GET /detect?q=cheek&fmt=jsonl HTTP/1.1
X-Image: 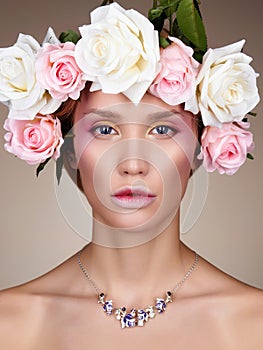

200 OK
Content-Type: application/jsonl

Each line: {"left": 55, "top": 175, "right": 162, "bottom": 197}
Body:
{"left": 73, "top": 122, "right": 104, "bottom": 205}
{"left": 77, "top": 143, "right": 107, "bottom": 204}
{"left": 157, "top": 134, "right": 197, "bottom": 206}
{"left": 74, "top": 129, "right": 195, "bottom": 219}
{"left": 76, "top": 140, "right": 123, "bottom": 211}
{"left": 171, "top": 147, "right": 192, "bottom": 194}
{"left": 162, "top": 146, "right": 191, "bottom": 202}
{"left": 176, "top": 127, "right": 198, "bottom": 171}
{"left": 162, "top": 132, "right": 196, "bottom": 177}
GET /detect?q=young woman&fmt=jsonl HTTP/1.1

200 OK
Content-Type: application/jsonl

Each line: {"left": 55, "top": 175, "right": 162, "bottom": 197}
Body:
{"left": 0, "top": 1, "right": 262, "bottom": 349}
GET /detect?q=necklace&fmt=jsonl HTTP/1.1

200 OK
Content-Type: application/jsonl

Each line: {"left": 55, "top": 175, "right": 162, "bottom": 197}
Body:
{"left": 77, "top": 247, "right": 199, "bottom": 329}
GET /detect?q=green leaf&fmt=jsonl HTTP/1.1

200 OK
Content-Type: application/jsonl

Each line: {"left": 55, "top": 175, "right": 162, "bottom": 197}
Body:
{"left": 56, "top": 153, "right": 64, "bottom": 186}
{"left": 148, "top": 8, "right": 164, "bottom": 21}
{"left": 247, "top": 153, "right": 254, "bottom": 160}
{"left": 172, "top": 18, "right": 191, "bottom": 45}
{"left": 247, "top": 111, "right": 257, "bottom": 117}
{"left": 148, "top": 8, "right": 166, "bottom": 32}
{"left": 159, "top": 0, "right": 180, "bottom": 8}
{"left": 159, "top": 0, "right": 169, "bottom": 5}
{"left": 177, "top": 0, "right": 207, "bottom": 52}
{"left": 164, "top": 0, "right": 181, "bottom": 17}
{"left": 59, "top": 30, "right": 80, "bottom": 44}
{"left": 193, "top": 50, "right": 204, "bottom": 63}
{"left": 193, "top": 0, "right": 203, "bottom": 19}
{"left": 36, "top": 157, "right": 51, "bottom": 178}
{"left": 156, "top": 0, "right": 181, "bottom": 13}
{"left": 159, "top": 36, "right": 170, "bottom": 48}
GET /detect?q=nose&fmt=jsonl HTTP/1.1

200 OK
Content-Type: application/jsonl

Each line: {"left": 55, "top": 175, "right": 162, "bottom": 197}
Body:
{"left": 118, "top": 158, "right": 149, "bottom": 176}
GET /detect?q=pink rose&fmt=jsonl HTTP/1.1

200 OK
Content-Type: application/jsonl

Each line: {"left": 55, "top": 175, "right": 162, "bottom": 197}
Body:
{"left": 149, "top": 37, "right": 200, "bottom": 105}
{"left": 4, "top": 114, "right": 64, "bottom": 165}
{"left": 35, "top": 42, "right": 86, "bottom": 101}
{"left": 198, "top": 122, "right": 254, "bottom": 175}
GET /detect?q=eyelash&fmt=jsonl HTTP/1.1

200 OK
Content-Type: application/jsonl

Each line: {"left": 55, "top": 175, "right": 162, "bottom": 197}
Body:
{"left": 91, "top": 124, "right": 177, "bottom": 137}
{"left": 92, "top": 125, "right": 117, "bottom": 136}
{"left": 150, "top": 125, "right": 177, "bottom": 137}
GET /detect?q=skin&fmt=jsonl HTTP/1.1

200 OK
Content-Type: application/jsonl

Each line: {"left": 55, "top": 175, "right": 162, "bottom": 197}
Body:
{"left": 0, "top": 91, "right": 263, "bottom": 350}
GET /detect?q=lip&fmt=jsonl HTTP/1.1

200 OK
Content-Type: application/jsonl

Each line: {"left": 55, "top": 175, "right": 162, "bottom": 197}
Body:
{"left": 111, "top": 186, "right": 156, "bottom": 209}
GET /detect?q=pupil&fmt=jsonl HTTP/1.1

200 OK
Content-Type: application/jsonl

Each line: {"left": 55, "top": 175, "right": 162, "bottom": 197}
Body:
{"left": 100, "top": 126, "right": 112, "bottom": 134}
{"left": 157, "top": 126, "right": 168, "bottom": 134}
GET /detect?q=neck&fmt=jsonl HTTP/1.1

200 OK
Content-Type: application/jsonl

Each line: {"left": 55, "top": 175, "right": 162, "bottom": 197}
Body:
{"left": 80, "top": 210, "right": 196, "bottom": 308}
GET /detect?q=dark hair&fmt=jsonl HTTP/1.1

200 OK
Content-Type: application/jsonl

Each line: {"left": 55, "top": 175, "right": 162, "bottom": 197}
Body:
{"left": 53, "top": 96, "right": 79, "bottom": 137}
{"left": 52, "top": 93, "right": 83, "bottom": 191}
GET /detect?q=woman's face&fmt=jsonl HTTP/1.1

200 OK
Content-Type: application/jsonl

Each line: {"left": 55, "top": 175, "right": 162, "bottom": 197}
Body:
{"left": 72, "top": 90, "right": 198, "bottom": 232}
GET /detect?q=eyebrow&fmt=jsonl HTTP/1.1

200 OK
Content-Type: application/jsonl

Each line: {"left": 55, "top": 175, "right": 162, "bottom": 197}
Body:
{"left": 84, "top": 108, "right": 182, "bottom": 124}
{"left": 84, "top": 109, "right": 122, "bottom": 122}
{"left": 147, "top": 109, "right": 182, "bottom": 123}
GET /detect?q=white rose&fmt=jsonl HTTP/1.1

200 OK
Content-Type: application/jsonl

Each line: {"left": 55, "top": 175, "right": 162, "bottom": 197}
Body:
{"left": 0, "top": 32, "right": 61, "bottom": 120}
{"left": 41, "top": 27, "right": 61, "bottom": 45}
{"left": 75, "top": 2, "right": 160, "bottom": 103}
{"left": 185, "top": 40, "right": 260, "bottom": 127}
{"left": 7, "top": 91, "right": 62, "bottom": 120}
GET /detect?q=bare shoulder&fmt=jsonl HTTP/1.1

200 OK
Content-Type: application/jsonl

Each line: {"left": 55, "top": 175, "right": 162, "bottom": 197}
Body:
{"left": 225, "top": 285, "right": 263, "bottom": 348}
{"left": 198, "top": 254, "right": 263, "bottom": 313}
{"left": 196, "top": 255, "right": 263, "bottom": 347}
{"left": 0, "top": 252, "right": 80, "bottom": 350}
{"left": 0, "top": 287, "right": 51, "bottom": 350}
{"left": 0, "top": 249, "right": 81, "bottom": 295}
{"left": 231, "top": 284, "right": 263, "bottom": 334}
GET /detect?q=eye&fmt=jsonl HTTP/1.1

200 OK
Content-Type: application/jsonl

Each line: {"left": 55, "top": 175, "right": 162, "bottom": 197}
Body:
{"left": 92, "top": 125, "right": 118, "bottom": 136}
{"left": 150, "top": 125, "right": 177, "bottom": 137}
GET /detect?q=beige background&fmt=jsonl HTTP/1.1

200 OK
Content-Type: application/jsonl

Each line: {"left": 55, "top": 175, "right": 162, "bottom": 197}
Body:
{"left": 0, "top": 0, "right": 262, "bottom": 290}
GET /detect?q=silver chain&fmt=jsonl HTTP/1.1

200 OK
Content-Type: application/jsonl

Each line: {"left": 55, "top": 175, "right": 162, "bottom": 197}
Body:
{"left": 77, "top": 246, "right": 199, "bottom": 297}
{"left": 77, "top": 247, "right": 101, "bottom": 295}
{"left": 171, "top": 252, "right": 199, "bottom": 293}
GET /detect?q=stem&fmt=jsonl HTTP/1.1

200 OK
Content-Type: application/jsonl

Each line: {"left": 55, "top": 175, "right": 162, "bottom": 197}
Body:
{"left": 153, "top": 0, "right": 157, "bottom": 8}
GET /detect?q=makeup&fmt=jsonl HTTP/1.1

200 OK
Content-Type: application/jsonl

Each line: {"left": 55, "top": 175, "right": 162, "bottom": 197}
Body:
{"left": 111, "top": 186, "right": 156, "bottom": 209}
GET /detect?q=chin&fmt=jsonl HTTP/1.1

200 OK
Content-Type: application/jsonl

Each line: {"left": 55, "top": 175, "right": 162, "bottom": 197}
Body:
{"left": 93, "top": 206, "right": 158, "bottom": 230}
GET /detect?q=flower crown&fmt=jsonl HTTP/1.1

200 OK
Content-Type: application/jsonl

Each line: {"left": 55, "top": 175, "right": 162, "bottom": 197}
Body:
{"left": 1, "top": 1, "right": 260, "bottom": 183}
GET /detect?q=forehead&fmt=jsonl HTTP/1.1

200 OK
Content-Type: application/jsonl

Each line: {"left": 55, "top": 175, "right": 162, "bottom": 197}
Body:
{"left": 74, "top": 90, "right": 196, "bottom": 128}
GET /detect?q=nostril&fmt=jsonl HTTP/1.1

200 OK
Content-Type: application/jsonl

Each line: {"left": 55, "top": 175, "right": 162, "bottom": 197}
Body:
{"left": 123, "top": 170, "right": 143, "bottom": 175}
{"left": 118, "top": 158, "right": 149, "bottom": 176}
